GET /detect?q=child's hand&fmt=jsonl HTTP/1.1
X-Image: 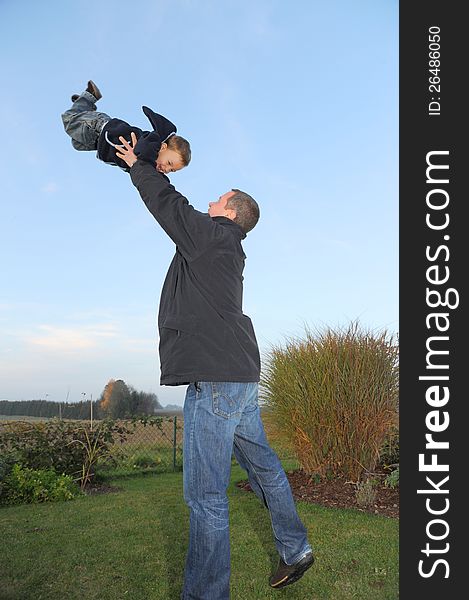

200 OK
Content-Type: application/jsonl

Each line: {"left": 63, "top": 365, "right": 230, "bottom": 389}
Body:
{"left": 115, "top": 132, "right": 138, "bottom": 168}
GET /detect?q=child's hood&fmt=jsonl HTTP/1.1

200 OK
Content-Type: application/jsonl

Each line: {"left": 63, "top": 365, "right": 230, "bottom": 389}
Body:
{"left": 142, "top": 106, "right": 177, "bottom": 142}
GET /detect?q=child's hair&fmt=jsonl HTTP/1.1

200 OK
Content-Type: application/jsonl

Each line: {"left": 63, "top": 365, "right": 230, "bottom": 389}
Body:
{"left": 166, "top": 134, "right": 191, "bottom": 166}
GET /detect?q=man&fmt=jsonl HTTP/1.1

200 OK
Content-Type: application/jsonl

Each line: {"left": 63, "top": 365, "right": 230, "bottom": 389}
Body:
{"left": 117, "top": 133, "right": 314, "bottom": 599}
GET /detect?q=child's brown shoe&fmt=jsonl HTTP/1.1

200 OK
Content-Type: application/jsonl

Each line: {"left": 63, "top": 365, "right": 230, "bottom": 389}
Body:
{"left": 86, "top": 80, "right": 102, "bottom": 101}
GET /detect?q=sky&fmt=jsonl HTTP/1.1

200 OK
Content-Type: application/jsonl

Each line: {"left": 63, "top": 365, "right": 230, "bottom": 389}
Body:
{"left": 0, "top": 0, "right": 398, "bottom": 408}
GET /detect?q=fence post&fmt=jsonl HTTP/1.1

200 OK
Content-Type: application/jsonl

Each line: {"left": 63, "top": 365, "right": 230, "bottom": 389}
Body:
{"left": 173, "top": 415, "right": 177, "bottom": 471}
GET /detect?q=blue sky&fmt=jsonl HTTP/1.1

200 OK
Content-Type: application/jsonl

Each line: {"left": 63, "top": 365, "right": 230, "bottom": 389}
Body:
{"left": 0, "top": 0, "right": 398, "bottom": 408}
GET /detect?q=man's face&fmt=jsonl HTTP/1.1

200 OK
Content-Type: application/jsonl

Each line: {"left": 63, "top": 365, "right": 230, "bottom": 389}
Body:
{"left": 208, "top": 191, "right": 236, "bottom": 218}
{"left": 156, "top": 144, "right": 184, "bottom": 174}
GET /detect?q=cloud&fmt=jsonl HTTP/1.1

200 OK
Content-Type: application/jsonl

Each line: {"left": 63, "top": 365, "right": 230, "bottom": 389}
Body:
{"left": 245, "top": 3, "right": 276, "bottom": 40}
{"left": 27, "top": 323, "right": 118, "bottom": 351}
{"left": 124, "top": 337, "right": 156, "bottom": 354}
{"left": 0, "top": 303, "right": 14, "bottom": 311}
{"left": 41, "top": 182, "right": 59, "bottom": 193}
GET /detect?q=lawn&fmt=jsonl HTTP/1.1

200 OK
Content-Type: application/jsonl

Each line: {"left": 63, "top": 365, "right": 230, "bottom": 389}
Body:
{"left": 0, "top": 463, "right": 398, "bottom": 600}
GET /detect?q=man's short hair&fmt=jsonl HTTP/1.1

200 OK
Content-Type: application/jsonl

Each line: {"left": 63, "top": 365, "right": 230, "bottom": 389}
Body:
{"left": 226, "top": 189, "right": 260, "bottom": 233}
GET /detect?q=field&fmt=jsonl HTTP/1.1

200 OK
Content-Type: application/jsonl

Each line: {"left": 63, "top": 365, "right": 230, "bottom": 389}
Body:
{"left": 0, "top": 414, "right": 61, "bottom": 422}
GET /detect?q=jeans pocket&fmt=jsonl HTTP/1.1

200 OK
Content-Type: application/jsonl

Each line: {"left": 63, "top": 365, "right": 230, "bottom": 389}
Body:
{"left": 211, "top": 382, "right": 244, "bottom": 419}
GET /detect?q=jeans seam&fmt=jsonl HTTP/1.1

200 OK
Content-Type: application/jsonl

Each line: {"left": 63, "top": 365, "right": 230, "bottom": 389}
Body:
{"left": 233, "top": 432, "right": 289, "bottom": 561}
{"left": 183, "top": 382, "right": 233, "bottom": 598}
{"left": 187, "top": 384, "right": 201, "bottom": 574}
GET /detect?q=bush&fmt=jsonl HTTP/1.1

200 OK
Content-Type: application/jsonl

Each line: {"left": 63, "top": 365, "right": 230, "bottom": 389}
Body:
{"left": 379, "top": 426, "right": 399, "bottom": 467}
{"left": 261, "top": 322, "right": 399, "bottom": 480}
{"left": 0, "top": 449, "right": 21, "bottom": 498}
{"left": 384, "top": 466, "right": 399, "bottom": 489}
{"left": 355, "top": 478, "right": 379, "bottom": 508}
{"left": 1, "top": 464, "right": 83, "bottom": 505}
{"left": 0, "top": 419, "right": 130, "bottom": 489}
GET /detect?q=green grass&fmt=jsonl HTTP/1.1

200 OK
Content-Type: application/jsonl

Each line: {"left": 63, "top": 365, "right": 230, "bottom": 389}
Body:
{"left": 0, "top": 463, "right": 398, "bottom": 600}
{"left": 99, "top": 444, "right": 183, "bottom": 477}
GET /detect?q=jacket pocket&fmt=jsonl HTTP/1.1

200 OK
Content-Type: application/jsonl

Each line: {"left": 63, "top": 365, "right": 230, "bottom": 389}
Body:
{"left": 160, "top": 314, "right": 199, "bottom": 335}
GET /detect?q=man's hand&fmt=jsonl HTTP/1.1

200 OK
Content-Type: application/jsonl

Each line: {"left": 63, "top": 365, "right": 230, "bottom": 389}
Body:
{"left": 115, "top": 132, "right": 138, "bottom": 168}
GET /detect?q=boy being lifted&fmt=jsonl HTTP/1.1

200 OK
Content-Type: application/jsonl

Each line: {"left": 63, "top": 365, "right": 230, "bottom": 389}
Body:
{"left": 61, "top": 80, "right": 191, "bottom": 174}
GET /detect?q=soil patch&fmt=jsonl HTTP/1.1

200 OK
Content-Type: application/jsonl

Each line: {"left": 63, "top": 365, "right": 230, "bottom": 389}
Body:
{"left": 83, "top": 483, "right": 122, "bottom": 495}
{"left": 236, "top": 467, "right": 399, "bottom": 519}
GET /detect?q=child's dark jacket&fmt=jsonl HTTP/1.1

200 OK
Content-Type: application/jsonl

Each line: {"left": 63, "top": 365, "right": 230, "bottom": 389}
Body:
{"left": 97, "top": 106, "right": 176, "bottom": 172}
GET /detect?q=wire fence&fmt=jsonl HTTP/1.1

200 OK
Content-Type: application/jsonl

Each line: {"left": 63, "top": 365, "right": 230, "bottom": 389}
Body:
{"left": 107, "top": 413, "right": 297, "bottom": 473}
{"left": 108, "top": 416, "right": 184, "bottom": 473}
{"left": 0, "top": 412, "right": 297, "bottom": 477}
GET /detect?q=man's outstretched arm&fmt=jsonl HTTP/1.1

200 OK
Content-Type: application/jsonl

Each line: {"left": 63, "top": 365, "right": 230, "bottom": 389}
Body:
{"left": 116, "top": 133, "right": 221, "bottom": 259}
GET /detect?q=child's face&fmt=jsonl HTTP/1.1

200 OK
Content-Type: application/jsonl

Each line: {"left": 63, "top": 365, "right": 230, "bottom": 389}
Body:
{"left": 156, "top": 143, "right": 184, "bottom": 174}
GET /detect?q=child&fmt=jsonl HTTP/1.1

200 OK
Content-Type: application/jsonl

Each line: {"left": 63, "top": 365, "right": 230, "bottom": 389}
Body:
{"left": 61, "top": 80, "right": 191, "bottom": 174}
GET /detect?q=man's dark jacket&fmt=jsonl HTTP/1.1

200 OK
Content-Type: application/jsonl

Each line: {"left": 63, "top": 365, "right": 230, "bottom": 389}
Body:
{"left": 97, "top": 106, "right": 176, "bottom": 172}
{"left": 130, "top": 160, "right": 261, "bottom": 385}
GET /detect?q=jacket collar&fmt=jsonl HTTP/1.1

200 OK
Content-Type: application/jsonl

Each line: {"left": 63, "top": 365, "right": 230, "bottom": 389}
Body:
{"left": 212, "top": 216, "right": 246, "bottom": 239}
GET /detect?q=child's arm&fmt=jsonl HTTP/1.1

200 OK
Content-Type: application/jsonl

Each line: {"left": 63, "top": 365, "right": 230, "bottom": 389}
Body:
{"left": 133, "top": 131, "right": 162, "bottom": 166}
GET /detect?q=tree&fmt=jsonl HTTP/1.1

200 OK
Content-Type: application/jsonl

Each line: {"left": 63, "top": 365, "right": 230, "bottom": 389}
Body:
{"left": 98, "top": 379, "right": 131, "bottom": 419}
{"left": 99, "top": 379, "right": 116, "bottom": 415}
{"left": 129, "top": 389, "right": 162, "bottom": 414}
{"left": 98, "top": 380, "right": 162, "bottom": 418}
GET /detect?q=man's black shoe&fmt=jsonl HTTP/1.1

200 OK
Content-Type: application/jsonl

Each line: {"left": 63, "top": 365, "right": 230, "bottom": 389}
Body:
{"left": 71, "top": 94, "right": 79, "bottom": 102}
{"left": 86, "top": 80, "right": 102, "bottom": 101}
{"left": 269, "top": 551, "right": 314, "bottom": 589}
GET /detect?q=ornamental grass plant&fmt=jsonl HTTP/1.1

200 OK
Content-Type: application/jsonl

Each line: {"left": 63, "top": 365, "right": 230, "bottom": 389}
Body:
{"left": 261, "top": 323, "right": 399, "bottom": 480}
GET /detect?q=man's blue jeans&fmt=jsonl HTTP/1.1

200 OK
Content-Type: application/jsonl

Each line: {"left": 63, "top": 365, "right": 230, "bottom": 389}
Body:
{"left": 181, "top": 381, "right": 312, "bottom": 600}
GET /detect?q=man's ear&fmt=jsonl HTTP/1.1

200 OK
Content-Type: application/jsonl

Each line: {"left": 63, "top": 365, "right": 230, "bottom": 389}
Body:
{"left": 225, "top": 208, "right": 237, "bottom": 221}
{"left": 159, "top": 142, "right": 167, "bottom": 151}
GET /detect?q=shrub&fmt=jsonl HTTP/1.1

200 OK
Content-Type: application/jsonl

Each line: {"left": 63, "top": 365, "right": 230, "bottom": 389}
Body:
{"left": 0, "top": 449, "right": 21, "bottom": 498}
{"left": 384, "top": 466, "right": 399, "bottom": 489}
{"left": 1, "top": 464, "right": 83, "bottom": 505}
{"left": 379, "top": 426, "right": 400, "bottom": 467}
{"left": 355, "top": 477, "right": 379, "bottom": 508}
{"left": 261, "top": 322, "right": 399, "bottom": 480}
{"left": 0, "top": 419, "right": 130, "bottom": 490}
